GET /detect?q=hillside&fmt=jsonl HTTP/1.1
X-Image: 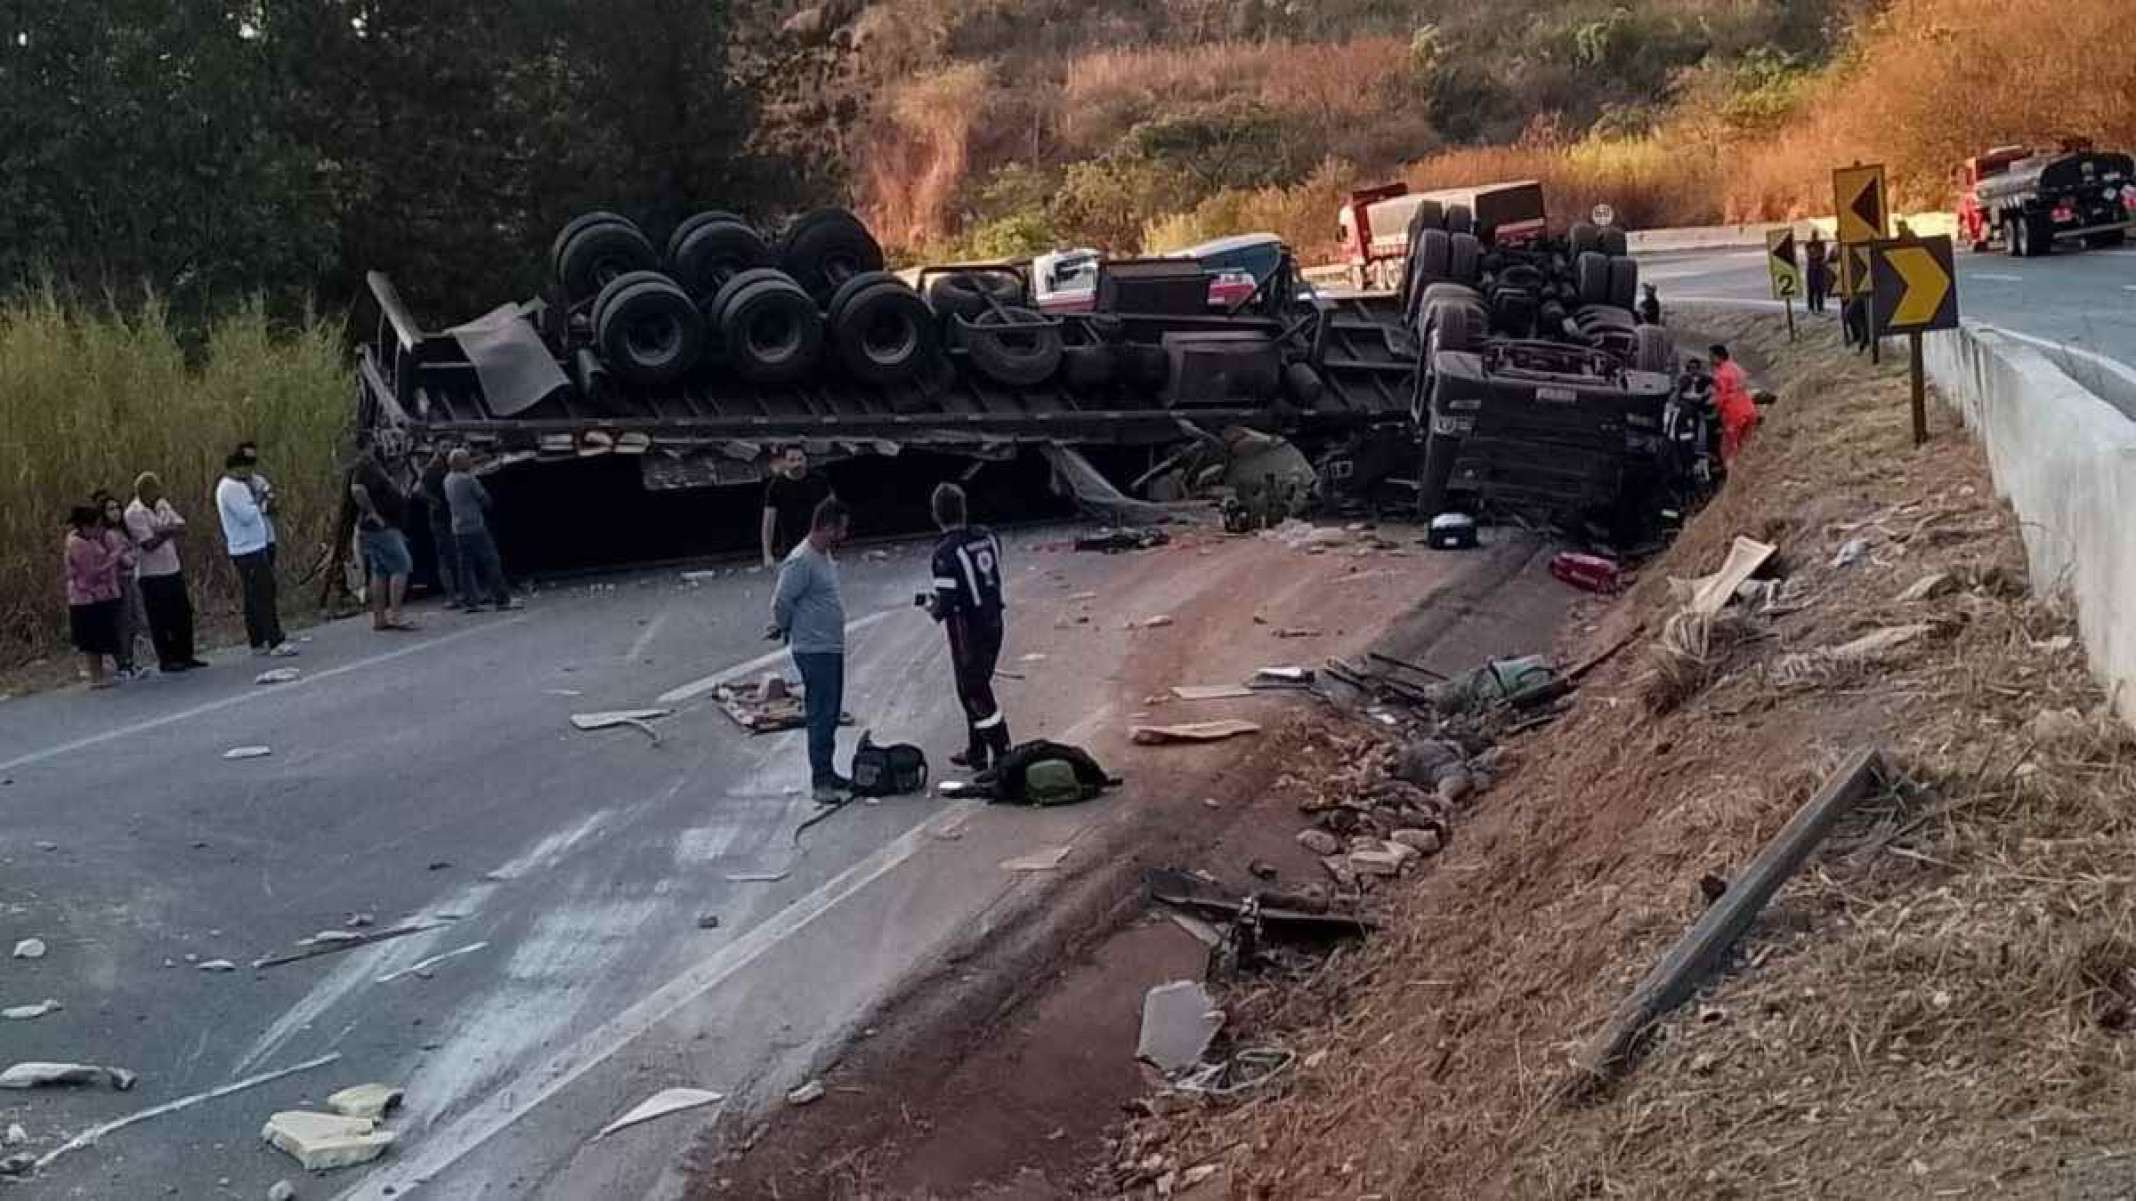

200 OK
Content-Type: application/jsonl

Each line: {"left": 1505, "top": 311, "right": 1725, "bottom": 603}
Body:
{"left": 804, "top": 0, "right": 2131, "bottom": 260}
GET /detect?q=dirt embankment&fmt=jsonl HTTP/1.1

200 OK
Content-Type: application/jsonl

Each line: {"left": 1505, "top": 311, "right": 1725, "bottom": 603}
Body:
{"left": 1103, "top": 309, "right": 2136, "bottom": 1199}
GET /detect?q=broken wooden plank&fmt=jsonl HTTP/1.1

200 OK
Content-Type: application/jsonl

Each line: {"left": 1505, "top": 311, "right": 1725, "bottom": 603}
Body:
{"left": 1569, "top": 746, "right": 1887, "bottom": 1091}
{"left": 252, "top": 921, "right": 448, "bottom": 970}
{"left": 1170, "top": 684, "right": 1256, "bottom": 701}
{"left": 1130, "top": 720, "right": 1261, "bottom": 746}
{"left": 1366, "top": 651, "right": 1450, "bottom": 682}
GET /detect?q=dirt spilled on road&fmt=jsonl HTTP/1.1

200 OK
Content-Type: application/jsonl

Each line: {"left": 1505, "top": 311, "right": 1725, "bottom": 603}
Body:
{"left": 688, "top": 522, "right": 1575, "bottom": 1198}
{"left": 1079, "top": 309, "right": 2136, "bottom": 1199}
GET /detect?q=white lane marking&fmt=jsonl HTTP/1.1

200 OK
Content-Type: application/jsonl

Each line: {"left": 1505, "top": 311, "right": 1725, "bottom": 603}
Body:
{"left": 654, "top": 608, "right": 903, "bottom": 705}
{"left": 1970, "top": 272, "right": 2023, "bottom": 282}
{"left": 623, "top": 613, "right": 667, "bottom": 663}
{"left": 2122, "top": 284, "right": 2136, "bottom": 293}
{"left": 333, "top": 799, "right": 983, "bottom": 1201}
{"left": 0, "top": 615, "right": 531, "bottom": 775}
{"left": 36, "top": 1052, "right": 343, "bottom": 1173}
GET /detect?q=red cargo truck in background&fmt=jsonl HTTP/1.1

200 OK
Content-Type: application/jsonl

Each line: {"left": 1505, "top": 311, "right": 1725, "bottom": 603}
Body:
{"left": 1337, "top": 180, "right": 1548, "bottom": 290}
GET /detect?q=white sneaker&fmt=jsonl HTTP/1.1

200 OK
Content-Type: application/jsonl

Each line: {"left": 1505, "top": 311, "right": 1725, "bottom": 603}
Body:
{"left": 268, "top": 643, "right": 300, "bottom": 658}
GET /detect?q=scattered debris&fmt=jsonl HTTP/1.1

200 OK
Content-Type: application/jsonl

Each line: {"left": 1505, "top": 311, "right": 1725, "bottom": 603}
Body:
{"left": 725, "top": 869, "right": 792, "bottom": 883}
{"left": 1137, "top": 981, "right": 1225, "bottom": 1073}
{"left": 570, "top": 709, "right": 669, "bottom": 743}
{"left": 1830, "top": 537, "right": 1868, "bottom": 567}
{"left": 1572, "top": 747, "right": 1888, "bottom": 1088}
{"left": 0, "top": 1155, "right": 29, "bottom": 1177}
{"left": 1674, "top": 536, "right": 1779, "bottom": 616}
{"left": 542, "top": 688, "right": 583, "bottom": 697}
{"left": 11, "top": 939, "right": 45, "bottom": 961}
{"left": 1295, "top": 829, "right": 1341, "bottom": 856}
{"left": 325, "top": 1083, "right": 403, "bottom": 1121}
{"left": 223, "top": 746, "right": 273, "bottom": 760}
{"left": 1549, "top": 551, "right": 1624, "bottom": 594}
{"left": 2, "top": 1000, "right": 61, "bottom": 1021}
{"left": 1171, "top": 1046, "right": 1296, "bottom": 1100}
{"left": 1131, "top": 720, "right": 1261, "bottom": 746}
{"left": 0, "top": 1063, "right": 133, "bottom": 1091}
{"left": 1075, "top": 527, "right": 1170, "bottom": 554}
{"left": 1392, "top": 738, "right": 1464, "bottom": 788}
{"left": 1897, "top": 571, "right": 1955, "bottom": 602}
{"left": 1272, "top": 627, "right": 1323, "bottom": 639}
{"left": 1170, "top": 684, "right": 1255, "bottom": 701}
{"left": 1019, "top": 653, "right": 1049, "bottom": 663}
{"left": 198, "top": 959, "right": 237, "bottom": 972}
{"left": 696, "top": 913, "right": 722, "bottom": 930}
{"left": 262, "top": 1110, "right": 396, "bottom": 1171}
{"left": 298, "top": 930, "right": 365, "bottom": 948}
{"left": 711, "top": 679, "right": 853, "bottom": 734}
{"left": 376, "top": 942, "right": 487, "bottom": 984}
{"left": 1391, "top": 827, "right": 1444, "bottom": 855}
{"left": 1130, "top": 615, "right": 1176, "bottom": 630}
{"left": 786, "top": 1080, "right": 826, "bottom": 1106}
{"left": 32, "top": 1052, "right": 339, "bottom": 1175}
{"left": 254, "top": 668, "right": 302, "bottom": 685}
{"left": 268, "top": 1180, "right": 296, "bottom": 1201}
{"left": 1001, "top": 846, "right": 1073, "bottom": 872}
{"left": 1165, "top": 912, "right": 1225, "bottom": 948}
{"left": 2, "top": 1126, "right": 22, "bottom": 1147}
{"left": 595, "top": 1087, "right": 724, "bottom": 1140}
{"left": 1068, "top": 590, "right": 1099, "bottom": 602}
{"left": 253, "top": 921, "right": 447, "bottom": 970}
{"left": 1426, "top": 512, "right": 1480, "bottom": 550}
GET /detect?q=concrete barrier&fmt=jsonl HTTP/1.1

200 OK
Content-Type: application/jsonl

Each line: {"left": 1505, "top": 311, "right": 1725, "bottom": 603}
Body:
{"left": 1628, "top": 213, "right": 1958, "bottom": 254}
{"left": 1924, "top": 324, "right": 2136, "bottom": 722}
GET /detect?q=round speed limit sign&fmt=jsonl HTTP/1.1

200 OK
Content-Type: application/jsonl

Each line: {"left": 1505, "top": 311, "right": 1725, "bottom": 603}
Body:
{"left": 1591, "top": 203, "right": 1617, "bottom": 228}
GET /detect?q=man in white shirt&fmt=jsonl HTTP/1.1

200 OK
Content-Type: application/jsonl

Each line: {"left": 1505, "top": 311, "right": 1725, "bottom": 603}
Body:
{"left": 216, "top": 452, "right": 295, "bottom": 657}
{"left": 125, "top": 472, "right": 208, "bottom": 672}
{"left": 237, "top": 441, "right": 278, "bottom": 566}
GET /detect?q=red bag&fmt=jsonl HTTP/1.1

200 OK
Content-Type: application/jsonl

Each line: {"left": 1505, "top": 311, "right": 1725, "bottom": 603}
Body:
{"left": 1550, "top": 551, "right": 1624, "bottom": 594}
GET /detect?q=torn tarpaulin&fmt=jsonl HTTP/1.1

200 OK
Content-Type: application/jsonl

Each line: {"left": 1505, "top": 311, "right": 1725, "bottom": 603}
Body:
{"left": 1040, "top": 443, "right": 1183, "bottom": 526}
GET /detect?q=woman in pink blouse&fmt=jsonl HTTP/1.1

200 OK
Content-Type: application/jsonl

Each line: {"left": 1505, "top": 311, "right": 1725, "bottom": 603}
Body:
{"left": 64, "top": 504, "right": 128, "bottom": 689}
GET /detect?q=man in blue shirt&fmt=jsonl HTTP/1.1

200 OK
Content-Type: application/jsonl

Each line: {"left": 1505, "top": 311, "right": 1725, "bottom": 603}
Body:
{"left": 770, "top": 497, "right": 852, "bottom": 801}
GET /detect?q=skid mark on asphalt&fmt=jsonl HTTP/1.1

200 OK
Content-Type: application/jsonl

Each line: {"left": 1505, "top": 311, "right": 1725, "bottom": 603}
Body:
{"left": 333, "top": 799, "right": 983, "bottom": 1201}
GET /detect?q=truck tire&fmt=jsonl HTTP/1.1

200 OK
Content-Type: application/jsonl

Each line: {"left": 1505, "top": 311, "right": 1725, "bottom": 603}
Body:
{"left": 961, "top": 306, "right": 1062, "bottom": 388}
{"left": 715, "top": 272, "right": 824, "bottom": 385}
{"left": 1408, "top": 199, "right": 1446, "bottom": 241}
{"left": 1599, "top": 226, "right": 1629, "bottom": 257}
{"left": 778, "top": 208, "right": 885, "bottom": 303}
{"left": 1568, "top": 222, "right": 1600, "bottom": 258}
{"left": 1449, "top": 232, "right": 1483, "bottom": 286}
{"left": 551, "top": 211, "right": 635, "bottom": 281}
{"left": 1417, "top": 283, "right": 1482, "bottom": 327}
{"left": 1445, "top": 204, "right": 1474, "bottom": 236}
{"left": 1283, "top": 361, "right": 1325, "bottom": 408}
{"left": 1608, "top": 255, "right": 1639, "bottom": 311}
{"left": 926, "top": 271, "right": 1025, "bottom": 324}
{"left": 1404, "top": 229, "right": 1455, "bottom": 323}
{"left": 558, "top": 220, "right": 659, "bottom": 302}
{"left": 1576, "top": 252, "right": 1613, "bottom": 306}
{"left": 706, "top": 267, "right": 790, "bottom": 329}
{"left": 1632, "top": 325, "right": 1674, "bottom": 373}
{"left": 1061, "top": 344, "right": 1116, "bottom": 393}
{"left": 1424, "top": 298, "right": 1483, "bottom": 354}
{"left": 666, "top": 209, "right": 749, "bottom": 262}
{"left": 2027, "top": 216, "right": 2055, "bottom": 257}
{"left": 829, "top": 275, "right": 937, "bottom": 384}
{"left": 594, "top": 274, "right": 705, "bottom": 386}
{"left": 591, "top": 269, "right": 675, "bottom": 335}
{"left": 670, "top": 218, "right": 772, "bottom": 304}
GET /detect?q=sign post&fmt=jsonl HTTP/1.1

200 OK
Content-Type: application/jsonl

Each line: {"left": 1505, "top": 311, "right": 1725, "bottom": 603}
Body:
{"left": 1868, "top": 234, "right": 1960, "bottom": 446}
{"left": 1833, "top": 163, "right": 1889, "bottom": 363}
{"left": 1765, "top": 228, "right": 1801, "bottom": 341}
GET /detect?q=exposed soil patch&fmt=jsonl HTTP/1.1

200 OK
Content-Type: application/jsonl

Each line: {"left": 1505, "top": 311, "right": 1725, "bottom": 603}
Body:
{"left": 694, "top": 533, "right": 1576, "bottom": 1199}
{"left": 1098, "top": 309, "right": 2136, "bottom": 1199}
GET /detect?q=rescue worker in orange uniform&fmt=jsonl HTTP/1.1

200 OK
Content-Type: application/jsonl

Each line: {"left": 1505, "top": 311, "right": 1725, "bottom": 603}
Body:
{"left": 1710, "top": 344, "right": 1758, "bottom": 464}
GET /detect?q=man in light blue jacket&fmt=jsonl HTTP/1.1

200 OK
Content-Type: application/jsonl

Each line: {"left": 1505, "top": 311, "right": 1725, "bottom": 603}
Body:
{"left": 770, "top": 496, "right": 851, "bottom": 801}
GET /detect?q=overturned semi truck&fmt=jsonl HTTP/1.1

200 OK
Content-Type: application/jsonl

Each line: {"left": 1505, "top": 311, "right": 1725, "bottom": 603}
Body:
{"left": 349, "top": 205, "right": 1714, "bottom": 576}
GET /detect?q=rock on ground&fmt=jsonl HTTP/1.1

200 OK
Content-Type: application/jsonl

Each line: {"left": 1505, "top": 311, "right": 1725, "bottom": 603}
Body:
{"left": 261, "top": 1110, "right": 396, "bottom": 1171}
{"left": 325, "top": 1083, "right": 403, "bottom": 1121}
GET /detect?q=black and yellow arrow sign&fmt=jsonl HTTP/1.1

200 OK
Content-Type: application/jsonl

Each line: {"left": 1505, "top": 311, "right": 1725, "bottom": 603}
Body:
{"left": 1870, "top": 235, "right": 1959, "bottom": 336}
{"left": 1833, "top": 164, "right": 1888, "bottom": 245}
{"left": 1837, "top": 242, "right": 1873, "bottom": 298}
{"left": 1765, "top": 228, "right": 1801, "bottom": 300}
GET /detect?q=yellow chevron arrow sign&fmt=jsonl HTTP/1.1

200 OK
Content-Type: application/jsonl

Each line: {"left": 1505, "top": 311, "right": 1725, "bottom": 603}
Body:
{"left": 1869, "top": 235, "right": 1958, "bottom": 337}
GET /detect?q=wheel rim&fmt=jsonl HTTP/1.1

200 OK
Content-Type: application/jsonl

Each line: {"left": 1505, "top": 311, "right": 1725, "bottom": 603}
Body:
{"left": 625, "top": 313, "right": 681, "bottom": 364}
{"left": 861, "top": 308, "right": 917, "bottom": 363}
{"left": 748, "top": 308, "right": 803, "bottom": 361}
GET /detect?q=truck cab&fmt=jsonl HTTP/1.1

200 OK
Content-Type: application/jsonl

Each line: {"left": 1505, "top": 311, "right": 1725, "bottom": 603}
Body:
{"left": 1958, "top": 140, "right": 2136, "bottom": 255}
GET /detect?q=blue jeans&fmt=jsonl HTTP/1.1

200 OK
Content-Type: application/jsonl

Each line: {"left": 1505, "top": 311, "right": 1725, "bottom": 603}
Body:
{"left": 455, "top": 529, "right": 510, "bottom": 607}
{"left": 792, "top": 651, "right": 844, "bottom": 784}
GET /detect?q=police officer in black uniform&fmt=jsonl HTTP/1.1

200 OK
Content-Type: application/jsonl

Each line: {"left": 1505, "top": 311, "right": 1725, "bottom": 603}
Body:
{"left": 926, "top": 482, "right": 1011, "bottom": 770}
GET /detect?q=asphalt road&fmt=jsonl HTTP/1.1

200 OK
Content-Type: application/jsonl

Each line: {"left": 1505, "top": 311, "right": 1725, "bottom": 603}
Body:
{"left": 1640, "top": 241, "right": 2136, "bottom": 410}
{"left": 0, "top": 524, "right": 1495, "bottom": 1200}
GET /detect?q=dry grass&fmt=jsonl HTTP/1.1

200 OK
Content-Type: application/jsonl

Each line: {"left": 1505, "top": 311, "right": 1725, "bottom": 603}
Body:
{"left": 859, "top": 63, "right": 997, "bottom": 251}
{"left": 1110, "top": 308, "right": 2136, "bottom": 1198}
{"left": 0, "top": 288, "right": 348, "bottom": 670}
{"left": 1725, "top": 0, "right": 2136, "bottom": 216}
